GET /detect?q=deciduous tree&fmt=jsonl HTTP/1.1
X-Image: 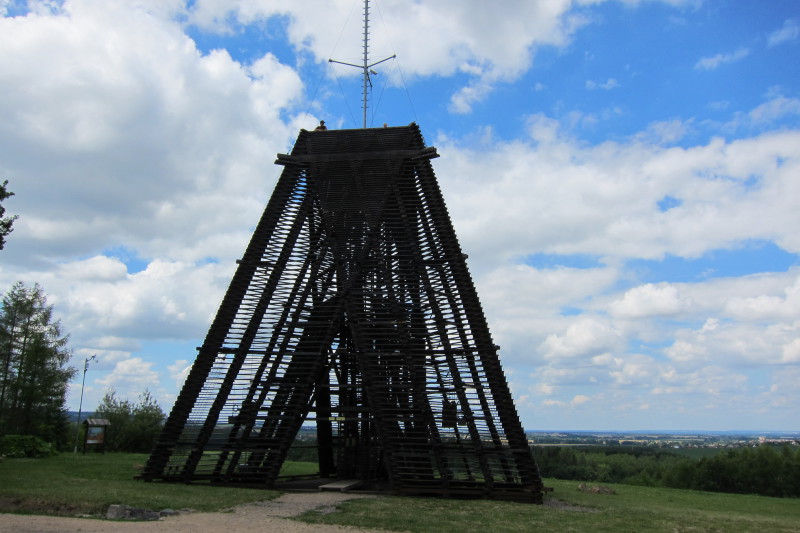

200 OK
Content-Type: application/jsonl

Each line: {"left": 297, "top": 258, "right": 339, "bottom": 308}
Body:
{"left": 94, "top": 389, "right": 165, "bottom": 453}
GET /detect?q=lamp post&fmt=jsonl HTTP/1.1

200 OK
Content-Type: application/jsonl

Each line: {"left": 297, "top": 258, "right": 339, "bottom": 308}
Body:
{"left": 73, "top": 354, "right": 97, "bottom": 453}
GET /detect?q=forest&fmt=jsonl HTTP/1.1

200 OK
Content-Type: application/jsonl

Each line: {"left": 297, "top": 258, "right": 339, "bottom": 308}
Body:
{"left": 287, "top": 438, "right": 800, "bottom": 498}
{"left": 533, "top": 444, "right": 800, "bottom": 498}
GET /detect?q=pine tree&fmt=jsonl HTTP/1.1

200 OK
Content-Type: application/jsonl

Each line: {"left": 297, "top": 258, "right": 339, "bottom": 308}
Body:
{"left": 0, "top": 180, "right": 17, "bottom": 250}
{"left": 0, "top": 282, "right": 76, "bottom": 448}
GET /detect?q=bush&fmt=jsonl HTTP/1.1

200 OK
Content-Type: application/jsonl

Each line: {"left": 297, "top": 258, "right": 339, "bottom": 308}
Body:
{"left": 93, "top": 389, "right": 165, "bottom": 453}
{"left": 0, "top": 434, "right": 56, "bottom": 458}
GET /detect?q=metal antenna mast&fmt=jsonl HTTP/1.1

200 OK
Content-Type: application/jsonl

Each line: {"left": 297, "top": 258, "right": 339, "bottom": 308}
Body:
{"left": 330, "top": 0, "right": 395, "bottom": 128}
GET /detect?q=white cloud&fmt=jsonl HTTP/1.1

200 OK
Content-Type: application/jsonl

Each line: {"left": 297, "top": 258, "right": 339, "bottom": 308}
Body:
{"left": 663, "top": 338, "right": 710, "bottom": 367}
{"left": 96, "top": 357, "right": 159, "bottom": 392}
{"left": 59, "top": 256, "right": 129, "bottom": 282}
{"left": 0, "top": 0, "right": 307, "bottom": 363}
{"left": 694, "top": 47, "right": 749, "bottom": 70}
{"left": 477, "top": 263, "right": 617, "bottom": 360}
{"left": 430, "top": 97, "right": 800, "bottom": 428}
{"left": 665, "top": 313, "right": 800, "bottom": 369}
{"left": 449, "top": 78, "right": 495, "bottom": 115}
{"left": 635, "top": 119, "right": 690, "bottom": 144}
{"left": 749, "top": 95, "right": 800, "bottom": 123}
{"left": 168, "top": 359, "right": 192, "bottom": 388}
{"left": 608, "top": 354, "right": 658, "bottom": 386}
{"left": 725, "top": 274, "right": 800, "bottom": 320}
{"left": 438, "top": 119, "right": 800, "bottom": 267}
{"left": 781, "top": 338, "right": 800, "bottom": 364}
{"left": 186, "top": 0, "right": 592, "bottom": 113}
{"left": 585, "top": 78, "right": 619, "bottom": 90}
{"left": 767, "top": 18, "right": 799, "bottom": 47}
{"left": 0, "top": 1, "right": 303, "bottom": 268}
{"left": 0, "top": 3, "right": 307, "bottom": 415}
{"left": 652, "top": 365, "right": 749, "bottom": 399}
{"left": 55, "top": 260, "right": 228, "bottom": 341}
{"left": 530, "top": 382, "right": 555, "bottom": 396}
{"left": 540, "top": 317, "right": 623, "bottom": 360}
{"left": 610, "top": 283, "right": 690, "bottom": 318}
{"left": 571, "top": 394, "right": 591, "bottom": 406}
{"left": 767, "top": 367, "right": 800, "bottom": 405}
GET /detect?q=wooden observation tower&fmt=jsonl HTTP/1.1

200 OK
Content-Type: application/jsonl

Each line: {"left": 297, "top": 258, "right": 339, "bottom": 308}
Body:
{"left": 141, "top": 1, "right": 543, "bottom": 504}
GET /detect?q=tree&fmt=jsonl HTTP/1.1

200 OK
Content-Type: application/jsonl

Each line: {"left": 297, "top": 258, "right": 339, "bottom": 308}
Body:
{"left": 128, "top": 390, "right": 166, "bottom": 453}
{"left": 0, "top": 180, "right": 18, "bottom": 250}
{"left": 0, "top": 282, "right": 76, "bottom": 448}
{"left": 93, "top": 389, "right": 133, "bottom": 452}
{"left": 94, "top": 389, "right": 165, "bottom": 453}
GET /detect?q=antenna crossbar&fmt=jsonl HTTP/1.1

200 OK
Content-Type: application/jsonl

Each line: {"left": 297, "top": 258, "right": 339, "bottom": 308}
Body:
{"left": 329, "top": 0, "right": 395, "bottom": 128}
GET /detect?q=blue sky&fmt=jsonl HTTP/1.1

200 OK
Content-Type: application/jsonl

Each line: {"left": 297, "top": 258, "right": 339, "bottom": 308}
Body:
{"left": 1, "top": 0, "right": 798, "bottom": 431}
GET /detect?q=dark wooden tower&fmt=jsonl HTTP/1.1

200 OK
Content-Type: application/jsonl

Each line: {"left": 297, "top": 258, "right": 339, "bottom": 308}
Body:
{"left": 141, "top": 124, "right": 543, "bottom": 502}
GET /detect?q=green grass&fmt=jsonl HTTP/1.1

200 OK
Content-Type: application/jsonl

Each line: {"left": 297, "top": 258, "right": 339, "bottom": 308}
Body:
{"left": 3, "top": 454, "right": 799, "bottom": 532}
{"left": 298, "top": 479, "right": 800, "bottom": 533}
{"left": 0, "top": 453, "right": 282, "bottom": 516}
{"left": 277, "top": 460, "right": 318, "bottom": 476}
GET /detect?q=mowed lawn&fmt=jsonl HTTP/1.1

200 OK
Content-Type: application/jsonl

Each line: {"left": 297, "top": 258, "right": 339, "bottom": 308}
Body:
{"left": 2, "top": 453, "right": 799, "bottom": 532}
{"left": 0, "top": 453, "right": 284, "bottom": 515}
{"left": 299, "top": 479, "right": 800, "bottom": 533}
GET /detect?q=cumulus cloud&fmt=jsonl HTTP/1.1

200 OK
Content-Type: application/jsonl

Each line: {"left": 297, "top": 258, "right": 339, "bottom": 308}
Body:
{"left": 610, "top": 283, "right": 690, "bottom": 318}
{"left": 186, "top": 0, "right": 592, "bottom": 112}
{"left": 0, "top": 2, "right": 303, "bottom": 305}
{"left": 0, "top": 0, "right": 309, "bottom": 410}
{"left": 725, "top": 274, "right": 800, "bottom": 320}
{"left": 437, "top": 116, "right": 800, "bottom": 267}
{"left": 0, "top": 1, "right": 303, "bottom": 268}
{"left": 652, "top": 366, "right": 749, "bottom": 404}
{"left": 663, "top": 308, "right": 800, "bottom": 370}
{"left": 780, "top": 338, "right": 800, "bottom": 364}
{"left": 477, "top": 263, "right": 618, "bottom": 361}
{"left": 608, "top": 354, "right": 658, "bottom": 387}
{"left": 540, "top": 317, "right": 623, "bottom": 360}
{"left": 58, "top": 259, "right": 228, "bottom": 340}
{"left": 429, "top": 92, "right": 800, "bottom": 429}
{"left": 96, "top": 357, "right": 159, "bottom": 391}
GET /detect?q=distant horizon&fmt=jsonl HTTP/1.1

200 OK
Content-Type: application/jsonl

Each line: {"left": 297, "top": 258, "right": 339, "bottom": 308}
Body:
{"left": 66, "top": 410, "right": 798, "bottom": 437}
{"left": 524, "top": 429, "right": 800, "bottom": 436}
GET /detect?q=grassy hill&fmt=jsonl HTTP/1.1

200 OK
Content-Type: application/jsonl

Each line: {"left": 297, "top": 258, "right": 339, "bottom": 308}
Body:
{"left": 299, "top": 479, "right": 800, "bottom": 533}
{"left": 1, "top": 453, "right": 798, "bottom": 532}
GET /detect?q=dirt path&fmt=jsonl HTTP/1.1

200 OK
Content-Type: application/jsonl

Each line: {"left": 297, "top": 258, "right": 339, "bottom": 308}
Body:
{"left": 0, "top": 492, "right": 391, "bottom": 533}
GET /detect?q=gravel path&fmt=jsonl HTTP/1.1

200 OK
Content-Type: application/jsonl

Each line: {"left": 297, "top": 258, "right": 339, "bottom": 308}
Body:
{"left": 0, "top": 492, "right": 390, "bottom": 533}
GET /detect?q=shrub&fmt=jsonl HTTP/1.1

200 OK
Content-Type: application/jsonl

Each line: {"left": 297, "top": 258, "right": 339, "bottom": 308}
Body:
{"left": 0, "top": 434, "right": 56, "bottom": 458}
{"left": 93, "top": 389, "right": 165, "bottom": 453}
